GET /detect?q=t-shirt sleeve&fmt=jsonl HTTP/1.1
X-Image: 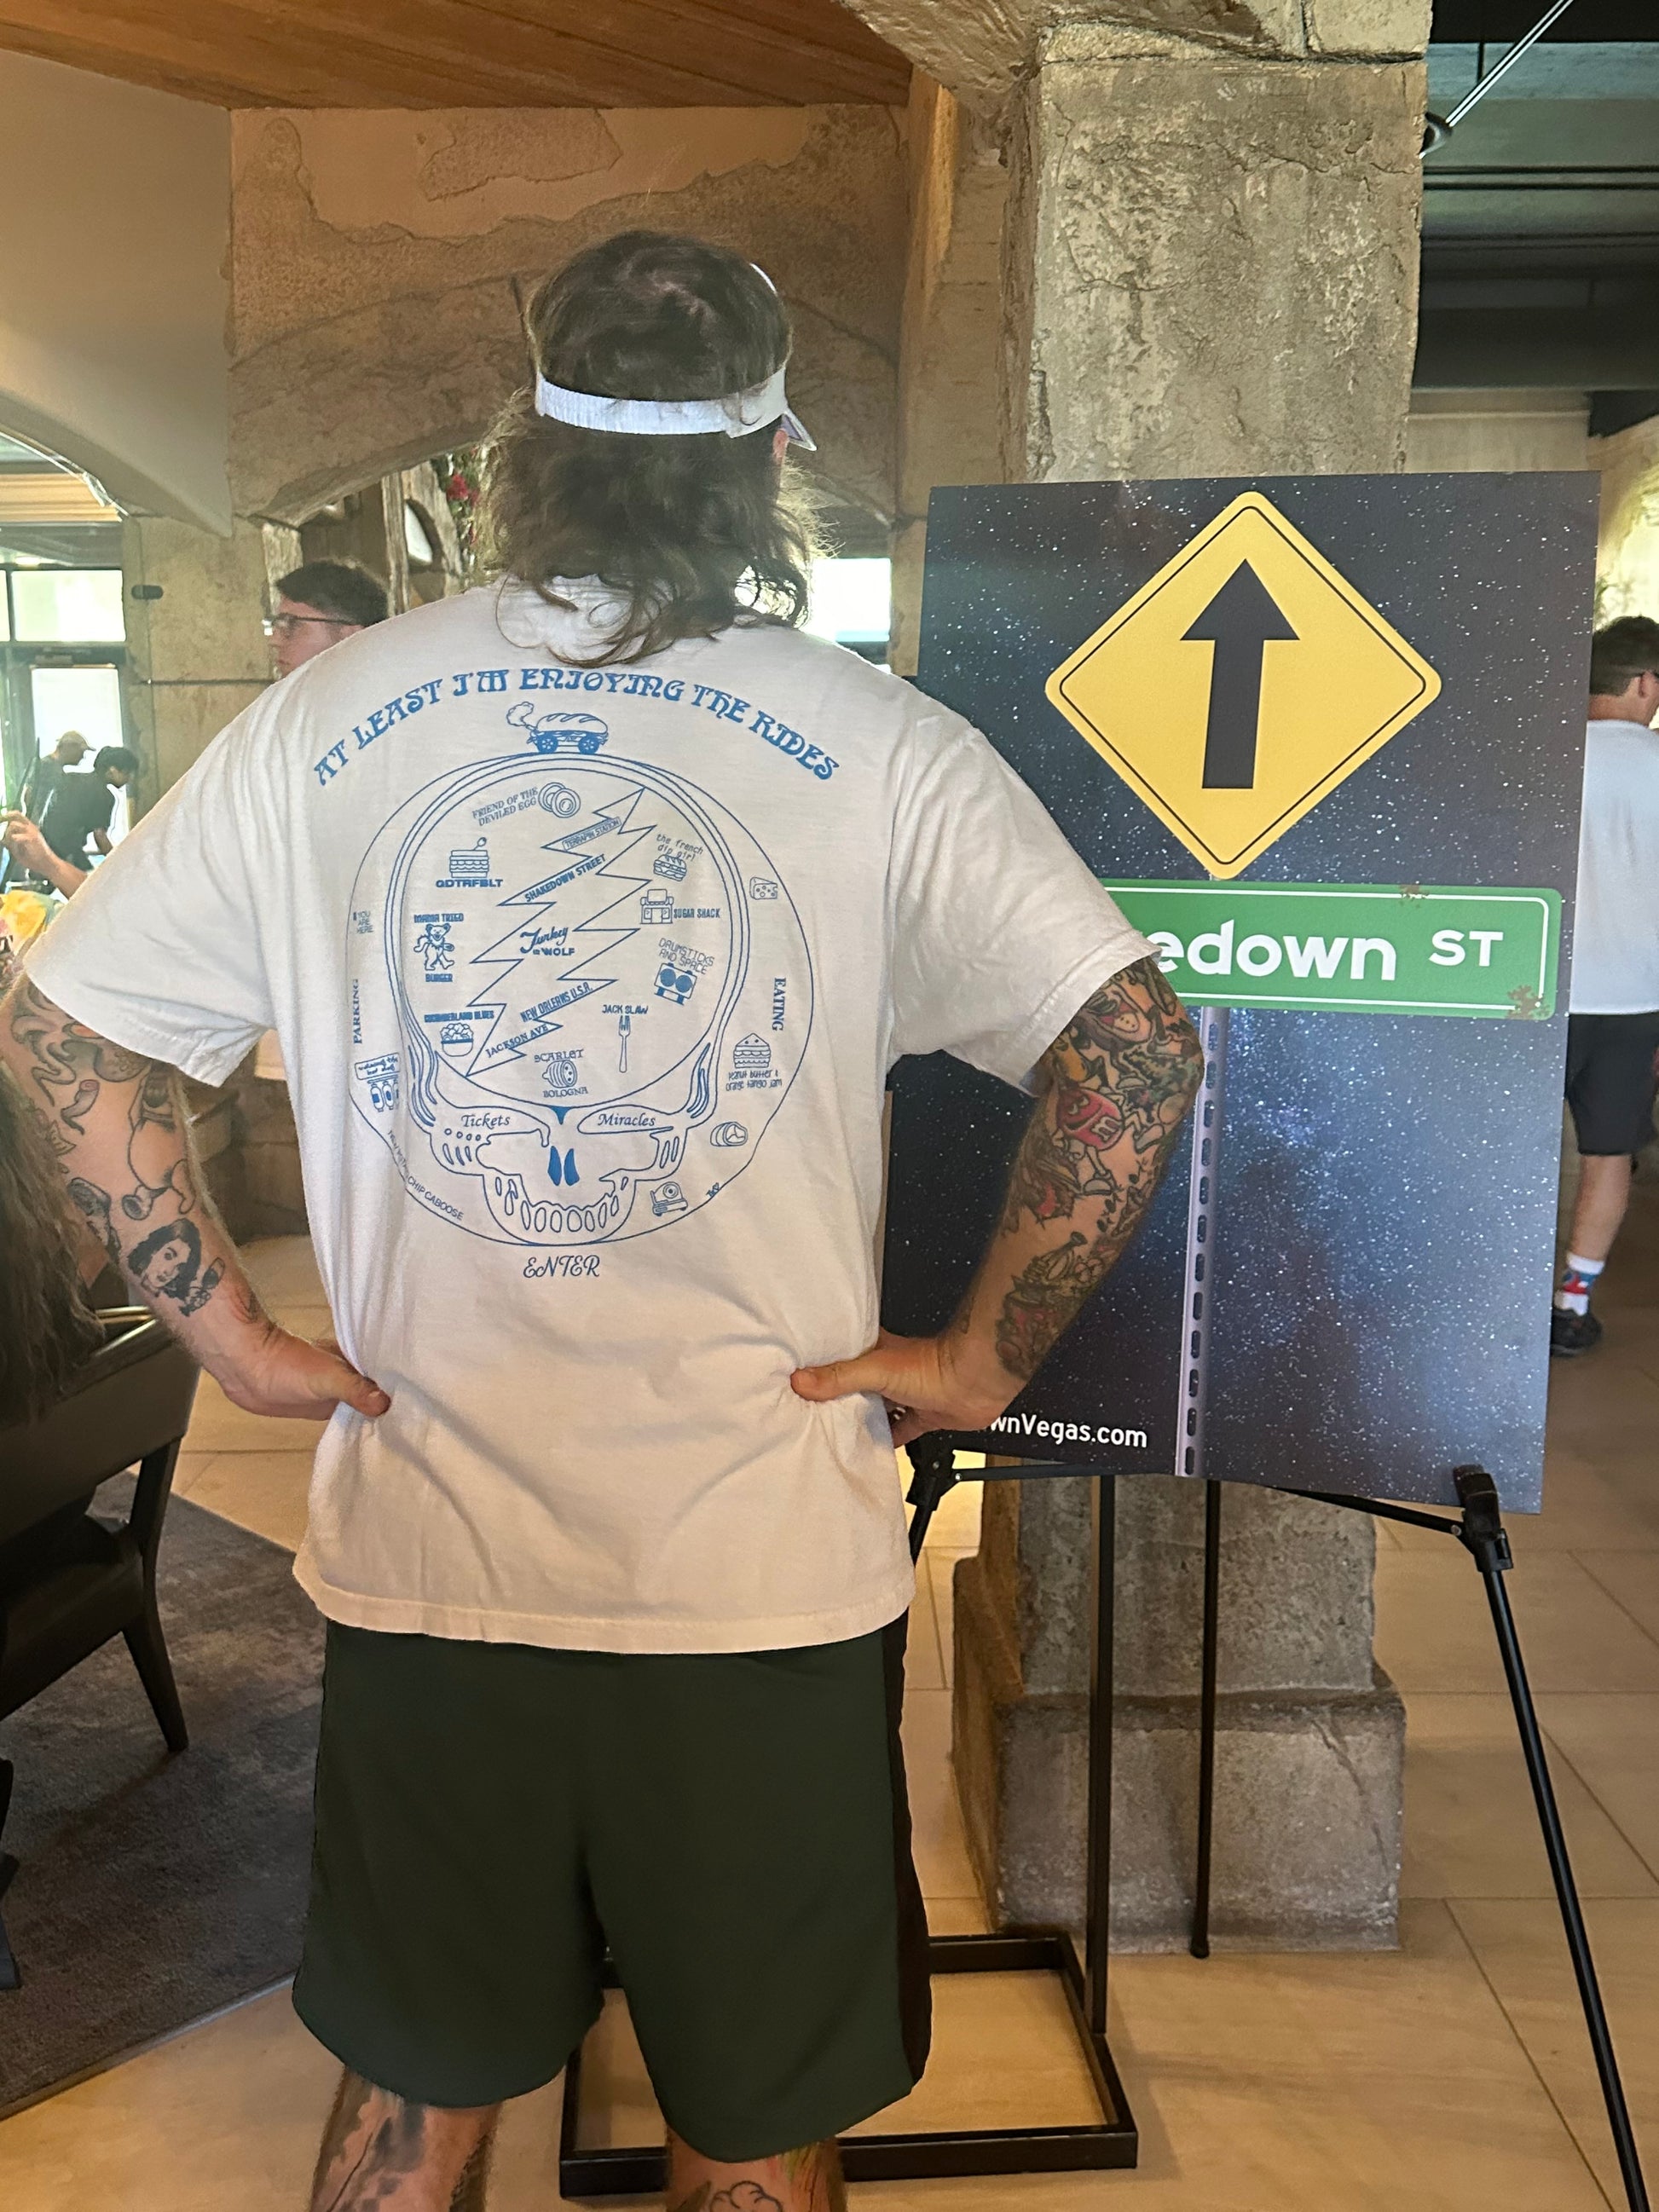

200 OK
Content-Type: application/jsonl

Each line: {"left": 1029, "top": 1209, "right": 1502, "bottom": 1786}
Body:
{"left": 23, "top": 705, "right": 276, "bottom": 1087}
{"left": 888, "top": 716, "right": 1156, "bottom": 1090}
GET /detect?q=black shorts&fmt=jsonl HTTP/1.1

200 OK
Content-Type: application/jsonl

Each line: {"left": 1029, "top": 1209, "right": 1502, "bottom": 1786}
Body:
{"left": 292, "top": 1618, "right": 929, "bottom": 2161}
{"left": 1565, "top": 1012, "right": 1659, "bottom": 1157}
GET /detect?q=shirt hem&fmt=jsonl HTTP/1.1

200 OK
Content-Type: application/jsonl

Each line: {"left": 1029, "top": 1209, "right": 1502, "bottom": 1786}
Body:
{"left": 292, "top": 1549, "right": 918, "bottom": 1655}
{"left": 994, "top": 932, "right": 1157, "bottom": 1094}
{"left": 20, "top": 944, "right": 257, "bottom": 1088}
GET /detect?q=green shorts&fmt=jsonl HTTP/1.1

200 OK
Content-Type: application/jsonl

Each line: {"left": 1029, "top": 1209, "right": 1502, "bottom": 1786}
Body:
{"left": 292, "top": 1617, "right": 930, "bottom": 2162}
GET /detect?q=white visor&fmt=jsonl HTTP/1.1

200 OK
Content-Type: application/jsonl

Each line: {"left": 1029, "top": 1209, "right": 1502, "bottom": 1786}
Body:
{"left": 533, "top": 361, "right": 814, "bottom": 450}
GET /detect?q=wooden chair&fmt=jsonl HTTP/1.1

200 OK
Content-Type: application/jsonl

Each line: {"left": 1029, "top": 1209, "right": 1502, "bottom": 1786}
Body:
{"left": 0, "top": 1311, "right": 199, "bottom": 1988}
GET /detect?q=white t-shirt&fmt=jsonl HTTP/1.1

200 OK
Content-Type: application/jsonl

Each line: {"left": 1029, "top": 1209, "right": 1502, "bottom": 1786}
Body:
{"left": 1571, "top": 718, "right": 1659, "bottom": 1015}
{"left": 28, "top": 584, "right": 1151, "bottom": 1653}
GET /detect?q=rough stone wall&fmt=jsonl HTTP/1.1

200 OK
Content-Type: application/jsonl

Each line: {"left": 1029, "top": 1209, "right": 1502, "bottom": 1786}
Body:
{"left": 228, "top": 105, "right": 908, "bottom": 543}
{"left": 1595, "top": 413, "right": 1659, "bottom": 624}
{"left": 890, "top": 75, "right": 1008, "bottom": 673}
{"left": 952, "top": 1476, "right": 1401, "bottom": 1948}
{"left": 840, "top": 0, "right": 1431, "bottom": 117}
{"left": 1004, "top": 25, "right": 1425, "bottom": 482}
{"left": 233, "top": 1068, "right": 310, "bottom": 1239}
{"left": 120, "top": 514, "right": 270, "bottom": 806}
{"left": 1405, "top": 390, "right": 1592, "bottom": 476}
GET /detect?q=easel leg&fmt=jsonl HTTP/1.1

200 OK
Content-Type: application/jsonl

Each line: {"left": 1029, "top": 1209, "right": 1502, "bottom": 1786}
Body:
{"left": 1191, "top": 1479, "right": 1222, "bottom": 1960}
{"left": 1086, "top": 1476, "right": 1118, "bottom": 2040}
{"left": 0, "top": 1756, "right": 18, "bottom": 1992}
{"left": 905, "top": 1437, "right": 958, "bottom": 1564}
{"left": 1454, "top": 1468, "right": 1650, "bottom": 2212}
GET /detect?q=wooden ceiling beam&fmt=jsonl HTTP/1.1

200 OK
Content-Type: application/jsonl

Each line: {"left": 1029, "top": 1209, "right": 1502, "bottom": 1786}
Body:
{"left": 452, "top": 0, "right": 910, "bottom": 101}
{"left": 240, "top": 0, "right": 905, "bottom": 106}
{"left": 0, "top": 0, "right": 909, "bottom": 107}
{"left": 0, "top": 0, "right": 762, "bottom": 107}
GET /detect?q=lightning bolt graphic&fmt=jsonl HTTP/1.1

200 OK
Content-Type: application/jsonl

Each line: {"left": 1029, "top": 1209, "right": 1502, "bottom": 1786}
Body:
{"left": 460, "top": 786, "right": 656, "bottom": 1074}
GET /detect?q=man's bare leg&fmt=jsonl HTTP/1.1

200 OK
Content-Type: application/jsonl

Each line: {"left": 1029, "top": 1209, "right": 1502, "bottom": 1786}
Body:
{"left": 668, "top": 2130, "right": 844, "bottom": 2212}
{"left": 1566, "top": 1151, "right": 1633, "bottom": 1266}
{"left": 309, "top": 2071, "right": 499, "bottom": 2211}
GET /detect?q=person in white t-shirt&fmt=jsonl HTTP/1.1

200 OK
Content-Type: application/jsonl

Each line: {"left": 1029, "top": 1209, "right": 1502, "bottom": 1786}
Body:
{"left": 0, "top": 233, "right": 1201, "bottom": 2212}
{"left": 1552, "top": 616, "right": 1659, "bottom": 1356}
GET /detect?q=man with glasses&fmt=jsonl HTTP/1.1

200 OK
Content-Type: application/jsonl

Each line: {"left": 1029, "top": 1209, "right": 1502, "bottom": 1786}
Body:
{"left": 1553, "top": 615, "right": 1659, "bottom": 1354}
{"left": 269, "top": 562, "right": 389, "bottom": 679}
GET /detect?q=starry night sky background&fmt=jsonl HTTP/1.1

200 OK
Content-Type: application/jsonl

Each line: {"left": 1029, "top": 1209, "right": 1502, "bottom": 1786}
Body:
{"left": 882, "top": 475, "right": 1601, "bottom": 1511}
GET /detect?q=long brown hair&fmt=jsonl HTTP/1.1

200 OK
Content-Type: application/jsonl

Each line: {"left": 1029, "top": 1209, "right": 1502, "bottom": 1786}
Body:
{"left": 0, "top": 1060, "right": 101, "bottom": 1424}
{"left": 479, "top": 232, "right": 817, "bottom": 666}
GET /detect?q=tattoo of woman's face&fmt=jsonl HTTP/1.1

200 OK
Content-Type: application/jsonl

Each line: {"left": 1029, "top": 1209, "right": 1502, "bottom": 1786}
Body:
{"left": 127, "top": 1215, "right": 221, "bottom": 1314}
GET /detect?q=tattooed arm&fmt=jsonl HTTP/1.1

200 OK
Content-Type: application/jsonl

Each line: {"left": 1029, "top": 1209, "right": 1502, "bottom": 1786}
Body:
{"left": 0, "top": 975, "right": 389, "bottom": 1422}
{"left": 793, "top": 958, "right": 1202, "bottom": 1443}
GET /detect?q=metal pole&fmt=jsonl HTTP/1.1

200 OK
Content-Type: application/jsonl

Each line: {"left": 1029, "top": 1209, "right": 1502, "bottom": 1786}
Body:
{"left": 1421, "top": 0, "right": 1581, "bottom": 150}
{"left": 1177, "top": 1008, "right": 1229, "bottom": 1482}
{"left": 1443, "top": 0, "right": 1580, "bottom": 129}
{"left": 1086, "top": 1474, "right": 1118, "bottom": 2042}
{"left": 1179, "top": 1006, "right": 1229, "bottom": 1953}
{"left": 905, "top": 1435, "right": 958, "bottom": 1562}
{"left": 1454, "top": 1469, "right": 1650, "bottom": 2212}
{"left": 1191, "top": 1480, "right": 1223, "bottom": 1959}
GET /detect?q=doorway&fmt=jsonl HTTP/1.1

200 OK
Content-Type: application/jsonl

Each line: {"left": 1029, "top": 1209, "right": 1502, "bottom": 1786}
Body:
{"left": 0, "top": 567, "right": 128, "bottom": 818}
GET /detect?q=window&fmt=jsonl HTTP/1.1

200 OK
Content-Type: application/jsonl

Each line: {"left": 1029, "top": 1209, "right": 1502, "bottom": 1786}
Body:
{"left": 31, "top": 666, "right": 124, "bottom": 759}
{"left": 404, "top": 502, "right": 437, "bottom": 567}
{"left": 11, "top": 569, "right": 124, "bottom": 644}
{"left": 804, "top": 557, "right": 890, "bottom": 662}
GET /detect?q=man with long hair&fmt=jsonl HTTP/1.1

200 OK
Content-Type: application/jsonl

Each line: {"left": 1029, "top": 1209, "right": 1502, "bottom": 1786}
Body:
{"left": 1, "top": 234, "right": 1199, "bottom": 2210}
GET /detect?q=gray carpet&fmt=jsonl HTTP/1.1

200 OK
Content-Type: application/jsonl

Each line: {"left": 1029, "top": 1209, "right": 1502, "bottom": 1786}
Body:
{"left": 0, "top": 1476, "right": 323, "bottom": 2117}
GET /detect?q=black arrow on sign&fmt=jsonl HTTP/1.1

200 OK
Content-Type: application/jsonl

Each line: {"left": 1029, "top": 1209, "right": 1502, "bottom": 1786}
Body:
{"left": 1182, "top": 560, "right": 1299, "bottom": 788}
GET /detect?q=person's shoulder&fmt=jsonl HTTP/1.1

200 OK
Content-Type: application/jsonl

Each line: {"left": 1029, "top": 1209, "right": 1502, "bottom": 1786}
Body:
{"left": 256, "top": 589, "right": 499, "bottom": 736}
{"left": 309, "top": 586, "right": 494, "bottom": 678}
{"left": 1585, "top": 719, "right": 1659, "bottom": 769}
{"left": 723, "top": 623, "right": 966, "bottom": 748}
{"left": 725, "top": 627, "right": 911, "bottom": 703}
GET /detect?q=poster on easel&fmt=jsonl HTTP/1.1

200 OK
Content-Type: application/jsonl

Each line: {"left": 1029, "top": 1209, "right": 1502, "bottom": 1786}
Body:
{"left": 881, "top": 475, "right": 1600, "bottom": 1510}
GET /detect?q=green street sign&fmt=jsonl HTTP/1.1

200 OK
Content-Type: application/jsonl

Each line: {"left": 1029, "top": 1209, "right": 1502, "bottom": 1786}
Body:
{"left": 1104, "top": 880, "right": 1561, "bottom": 1019}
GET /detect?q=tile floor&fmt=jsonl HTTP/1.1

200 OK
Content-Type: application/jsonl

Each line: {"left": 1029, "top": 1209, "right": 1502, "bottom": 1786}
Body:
{"left": 5, "top": 1169, "right": 1659, "bottom": 2209}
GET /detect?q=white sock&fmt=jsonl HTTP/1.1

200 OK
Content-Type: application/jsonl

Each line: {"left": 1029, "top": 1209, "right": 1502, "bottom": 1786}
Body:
{"left": 1554, "top": 1251, "right": 1605, "bottom": 1314}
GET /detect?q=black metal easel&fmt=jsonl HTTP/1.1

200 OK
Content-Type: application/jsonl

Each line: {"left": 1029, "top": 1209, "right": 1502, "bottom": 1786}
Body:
{"left": 1187, "top": 1465, "right": 1651, "bottom": 2212}
{"left": 557, "top": 1438, "right": 1138, "bottom": 2196}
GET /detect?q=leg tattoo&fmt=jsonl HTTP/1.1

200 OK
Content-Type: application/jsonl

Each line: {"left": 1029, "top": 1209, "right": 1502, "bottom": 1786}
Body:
{"left": 667, "top": 2134, "right": 844, "bottom": 2212}
{"left": 310, "top": 2071, "right": 497, "bottom": 2211}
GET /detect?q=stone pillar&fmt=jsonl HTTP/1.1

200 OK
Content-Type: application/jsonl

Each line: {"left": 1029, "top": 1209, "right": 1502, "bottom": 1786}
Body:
{"left": 960, "top": 17, "right": 1433, "bottom": 1955}
{"left": 121, "top": 514, "right": 270, "bottom": 805}
{"left": 1002, "top": 20, "right": 1427, "bottom": 482}
{"left": 119, "top": 514, "right": 293, "bottom": 1238}
{"left": 954, "top": 1476, "right": 1402, "bottom": 1947}
{"left": 890, "top": 73, "right": 1006, "bottom": 676}
{"left": 860, "top": 0, "right": 1430, "bottom": 1948}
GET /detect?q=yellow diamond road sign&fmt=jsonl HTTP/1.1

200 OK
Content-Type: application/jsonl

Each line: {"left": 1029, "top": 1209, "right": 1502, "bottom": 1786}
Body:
{"left": 1045, "top": 492, "right": 1442, "bottom": 880}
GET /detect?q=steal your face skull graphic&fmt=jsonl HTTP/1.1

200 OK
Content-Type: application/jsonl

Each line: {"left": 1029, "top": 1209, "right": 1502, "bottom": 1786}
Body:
{"left": 345, "top": 725, "right": 812, "bottom": 1245}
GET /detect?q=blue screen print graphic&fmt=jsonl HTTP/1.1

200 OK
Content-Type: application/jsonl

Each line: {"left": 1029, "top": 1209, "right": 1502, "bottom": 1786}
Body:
{"left": 345, "top": 717, "right": 813, "bottom": 1245}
